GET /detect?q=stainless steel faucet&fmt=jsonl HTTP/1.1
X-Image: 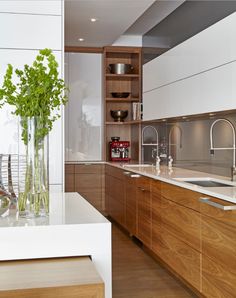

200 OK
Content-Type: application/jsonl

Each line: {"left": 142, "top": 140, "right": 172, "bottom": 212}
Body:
{"left": 210, "top": 118, "right": 236, "bottom": 181}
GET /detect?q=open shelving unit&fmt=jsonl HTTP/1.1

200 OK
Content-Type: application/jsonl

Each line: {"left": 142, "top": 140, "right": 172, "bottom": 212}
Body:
{"left": 103, "top": 46, "right": 142, "bottom": 161}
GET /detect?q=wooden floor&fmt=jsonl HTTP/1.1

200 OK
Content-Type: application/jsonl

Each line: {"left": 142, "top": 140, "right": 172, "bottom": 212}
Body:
{"left": 112, "top": 224, "right": 196, "bottom": 298}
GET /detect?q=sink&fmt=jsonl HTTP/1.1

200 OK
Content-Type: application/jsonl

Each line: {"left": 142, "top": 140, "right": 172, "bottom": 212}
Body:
{"left": 123, "top": 164, "right": 153, "bottom": 168}
{"left": 174, "top": 177, "right": 235, "bottom": 187}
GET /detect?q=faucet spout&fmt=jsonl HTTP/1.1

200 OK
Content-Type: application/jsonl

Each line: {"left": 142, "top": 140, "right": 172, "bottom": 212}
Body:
{"left": 210, "top": 118, "right": 236, "bottom": 180}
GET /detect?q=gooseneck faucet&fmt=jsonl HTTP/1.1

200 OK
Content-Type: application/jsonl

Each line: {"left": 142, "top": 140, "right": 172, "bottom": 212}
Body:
{"left": 210, "top": 118, "right": 236, "bottom": 181}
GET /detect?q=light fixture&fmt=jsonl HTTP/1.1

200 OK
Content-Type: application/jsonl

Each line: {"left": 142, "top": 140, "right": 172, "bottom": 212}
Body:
{"left": 209, "top": 113, "right": 215, "bottom": 116}
{"left": 78, "top": 38, "right": 84, "bottom": 42}
{"left": 182, "top": 116, "right": 187, "bottom": 119}
{"left": 90, "top": 18, "right": 97, "bottom": 22}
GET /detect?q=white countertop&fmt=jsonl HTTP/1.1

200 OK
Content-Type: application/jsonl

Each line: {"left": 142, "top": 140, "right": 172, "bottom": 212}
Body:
{"left": 110, "top": 163, "right": 236, "bottom": 204}
{"left": 0, "top": 192, "right": 112, "bottom": 298}
{"left": 0, "top": 192, "right": 109, "bottom": 227}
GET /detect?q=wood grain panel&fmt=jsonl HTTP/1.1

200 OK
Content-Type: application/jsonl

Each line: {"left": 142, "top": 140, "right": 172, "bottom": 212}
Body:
{"left": 161, "top": 197, "right": 201, "bottom": 251}
{"left": 75, "top": 164, "right": 103, "bottom": 174}
{"left": 65, "top": 164, "right": 75, "bottom": 174}
{"left": 75, "top": 173, "right": 102, "bottom": 191}
{"left": 161, "top": 182, "right": 201, "bottom": 211}
{"left": 137, "top": 186, "right": 151, "bottom": 248}
{"left": 151, "top": 179, "right": 161, "bottom": 195}
{"left": 0, "top": 257, "right": 104, "bottom": 298}
{"left": 202, "top": 254, "right": 236, "bottom": 298}
{"left": 65, "top": 173, "right": 75, "bottom": 192}
{"left": 105, "top": 165, "right": 125, "bottom": 180}
{"left": 201, "top": 215, "right": 236, "bottom": 269}
{"left": 125, "top": 182, "right": 137, "bottom": 235}
{"left": 152, "top": 192, "right": 162, "bottom": 256}
{"left": 200, "top": 195, "right": 236, "bottom": 227}
{"left": 159, "top": 226, "right": 201, "bottom": 291}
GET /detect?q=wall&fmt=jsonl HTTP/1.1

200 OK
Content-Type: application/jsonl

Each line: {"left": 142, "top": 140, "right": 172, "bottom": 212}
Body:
{"left": 142, "top": 113, "right": 236, "bottom": 178}
{"left": 0, "top": 0, "right": 64, "bottom": 191}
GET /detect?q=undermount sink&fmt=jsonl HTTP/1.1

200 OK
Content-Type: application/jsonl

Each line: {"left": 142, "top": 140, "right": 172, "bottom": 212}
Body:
{"left": 123, "top": 164, "right": 153, "bottom": 168}
{"left": 174, "top": 177, "right": 235, "bottom": 188}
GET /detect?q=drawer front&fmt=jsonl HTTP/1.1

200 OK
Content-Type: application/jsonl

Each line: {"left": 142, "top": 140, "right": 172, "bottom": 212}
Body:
{"left": 202, "top": 215, "right": 236, "bottom": 269}
{"left": 65, "top": 164, "right": 75, "bottom": 174}
{"left": 159, "top": 226, "right": 201, "bottom": 291}
{"left": 75, "top": 164, "right": 103, "bottom": 174}
{"left": 136, "top": 176, "right": 151, "bottom": 191}
{"left": 105, "top": 165, "right": 124, "bottom": 180}
{"left": 200, "top": 196, "right": 236, "bottom": 228}
{"left": 137, "top": 215, "right": 151, "bottom": 247}
{"left": 202, "top": 254, "right": 236, "bottom": 298}
{"left": 161, "top": 197, "right": 201, "bottom": 251}
{"left": 161, "top": 182, "right": 201, "bottom": 211}
{"left": 151, "top": 179, "right": 161, "bottom": 195}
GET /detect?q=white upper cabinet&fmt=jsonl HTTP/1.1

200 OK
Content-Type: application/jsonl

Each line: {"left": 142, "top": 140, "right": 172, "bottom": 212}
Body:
{"left": 0, "top": 14, "right": 61, "bottom": 50}
{"left": 0, "top": 1, "right": 62, "bottom": 15}
{"left": 143, "top": 61, "right": 236, "bottom": 120}
{"left": 143, "top": 12, "right": 236, "bottom": 93}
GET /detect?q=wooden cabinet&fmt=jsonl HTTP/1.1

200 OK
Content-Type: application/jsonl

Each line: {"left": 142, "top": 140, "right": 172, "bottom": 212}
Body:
{"left": 124, "top": 172, "right": 137, "bottom": 236}
{"left": 105, "top": 165, "right": 125, "bottom": 226}
{"left": 103, "top": 46, "right": 142, "bottom": 161}
{"left": 200, "top": 196, "right": 236, "bottom": 298}
{"left": 65, "top": 164, "right": 105, "bottom": 212}
{"left": 136, "top": 176, "right": 152, "bottom": 248}
{"left": 152, "top": 182, "right": 201, "bottom": 292}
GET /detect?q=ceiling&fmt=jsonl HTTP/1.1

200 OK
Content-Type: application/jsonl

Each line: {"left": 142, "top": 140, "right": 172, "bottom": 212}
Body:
{"left": 65, "top": 0, "right": 155, "bottom": 47}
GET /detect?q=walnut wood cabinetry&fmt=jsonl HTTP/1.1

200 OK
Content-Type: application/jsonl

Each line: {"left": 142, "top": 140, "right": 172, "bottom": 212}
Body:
{"left": 136, "top": 176, "right": 152, "bottom": 248}
{"left": 152, "top": 183, "right": 201, "bottom": 291}
{"left": 105, "top": 165, "right": 125, "bottom": 226}
{"left": 103, "top": 47, "right": 142, "bottom": 161}
{"left": 65, "top": 164, "right": 105, "bottom": 212}
{"left": 124, "top": 172, "right": 137, "bottom": 235}
{"left": 200, "top": 196, "right": 236, "bottom": 298}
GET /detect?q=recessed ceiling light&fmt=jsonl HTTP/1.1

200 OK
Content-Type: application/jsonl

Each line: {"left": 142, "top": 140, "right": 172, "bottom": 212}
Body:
{"left": 78, "top": 38, "right": 84, "bottom": 42}
{"left": 209, "top": 113, "right": 215, "bottom": 116}
{"left": 162, "top": 119, "right": 166, "bottom": 122}
{"left": 90, "top": 18, "right": 97, "bottom": 22}
{"left": 182, "top": 116, "right": 187, "bottom": 119}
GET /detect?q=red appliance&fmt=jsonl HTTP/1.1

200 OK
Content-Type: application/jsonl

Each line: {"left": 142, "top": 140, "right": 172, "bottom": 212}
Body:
{"left": 109, "top": 140, "right": 130, "bottom": 161}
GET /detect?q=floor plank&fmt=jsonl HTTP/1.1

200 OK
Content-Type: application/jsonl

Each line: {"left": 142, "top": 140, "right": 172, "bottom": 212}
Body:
{"left": 112, "top": 224, "right": 197, "bottom": 298}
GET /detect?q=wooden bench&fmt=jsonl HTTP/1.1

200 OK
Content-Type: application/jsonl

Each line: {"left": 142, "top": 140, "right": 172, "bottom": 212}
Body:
{"left": 0, "top": 256, "right": 104, "bottom": 298}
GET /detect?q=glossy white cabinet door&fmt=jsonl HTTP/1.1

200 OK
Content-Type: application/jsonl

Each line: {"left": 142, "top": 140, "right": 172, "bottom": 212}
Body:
{"left": 65, "top": 53, "right": 103, "bottom": 161}
{"left": 143, "top": 61, "right": 236, "bottom": 120}
{"left": 143, "top": 12, "right": 236, "bottom": 93}
{"left": 0, "top": 14, "right": 61, "bottom": 50}
{"left": 0, "top": 1, "right": 62, "bottom": 15}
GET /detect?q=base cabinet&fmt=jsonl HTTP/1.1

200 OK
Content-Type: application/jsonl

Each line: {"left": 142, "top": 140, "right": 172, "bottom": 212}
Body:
{"left": 65, "top": 164, "right": 105, "bottom": 212}
{"left": 201, "top": 196, "right": 236, "bottom": 298}
{"left": 124, "top": 174, "right": 137, "bottom": 236}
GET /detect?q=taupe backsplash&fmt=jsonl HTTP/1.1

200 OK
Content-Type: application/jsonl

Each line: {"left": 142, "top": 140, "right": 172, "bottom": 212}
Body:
{"left": 142, "top": 114, "right": 236, "bottom": 178}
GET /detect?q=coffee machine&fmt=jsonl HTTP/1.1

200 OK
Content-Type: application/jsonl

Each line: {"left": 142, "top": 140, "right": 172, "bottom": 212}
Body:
{"left": 109, "top": 137, "right": 130, "bottom": 161}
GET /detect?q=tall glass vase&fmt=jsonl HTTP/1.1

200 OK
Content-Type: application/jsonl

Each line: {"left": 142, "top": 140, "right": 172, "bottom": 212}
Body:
{"left": 18, "top": 117, "right": 49, "bottom": 217}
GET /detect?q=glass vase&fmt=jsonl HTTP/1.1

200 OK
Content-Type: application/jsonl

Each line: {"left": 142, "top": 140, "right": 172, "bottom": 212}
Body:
{"left": 18, "top": 117, "right": 49, "bottom": 217}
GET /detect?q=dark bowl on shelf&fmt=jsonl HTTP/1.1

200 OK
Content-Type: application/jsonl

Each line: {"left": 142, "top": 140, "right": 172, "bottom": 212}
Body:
{"left": 111, "top": 92, "right": 130, "bottom": 98}
{"left": 110, "top": 110, "right": 128, "bottom": 122}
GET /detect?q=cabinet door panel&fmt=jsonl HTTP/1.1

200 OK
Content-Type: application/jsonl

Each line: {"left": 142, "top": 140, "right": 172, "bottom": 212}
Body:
{"left": 152, "top": 192, "right": 162, "bottom": 256}
{"left": 0, "top": 14, "right": 61, "bottom": 50}
{"left": 137, "top": 187, "right": 151, "bottom": 247}
{"left": 159, "top": 227, "right": 201, "bottom": 291}
{"left": 161, "top": 197, "right": 201, "bottom": 251}
{"left": 125, "top": 183, "right": 137, "bottom": 235}
{"left": 202, "top": 254, "right": 236, "bottom": 298}
{"left": 202, "top": 215, "right": 236, "bottom": 270}
{"left": 75, "top": 174, "right": 102, "bottom": 192}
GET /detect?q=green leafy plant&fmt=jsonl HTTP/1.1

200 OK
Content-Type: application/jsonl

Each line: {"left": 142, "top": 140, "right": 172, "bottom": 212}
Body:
{"left": 0, "top": 48, "right": 67, "bottom": 144}
{"left": 0, "top": 49, "right": 68, "bottom": 216}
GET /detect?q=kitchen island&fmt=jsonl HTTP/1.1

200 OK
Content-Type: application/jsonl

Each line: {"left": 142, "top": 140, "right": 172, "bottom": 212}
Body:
{"left": 0, "top": 192, "right": 112, "bottom": 298}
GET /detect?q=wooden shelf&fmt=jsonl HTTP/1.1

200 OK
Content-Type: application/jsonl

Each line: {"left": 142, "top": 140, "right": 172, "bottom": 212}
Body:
{"left": 106, "top": 74, "right": 139, "bottom": 78}
{"left": 106, "top": 98, "right": 140, "bottom": 102}
{"left": 106, "top": 120, "right": 142, "bottom": 125}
